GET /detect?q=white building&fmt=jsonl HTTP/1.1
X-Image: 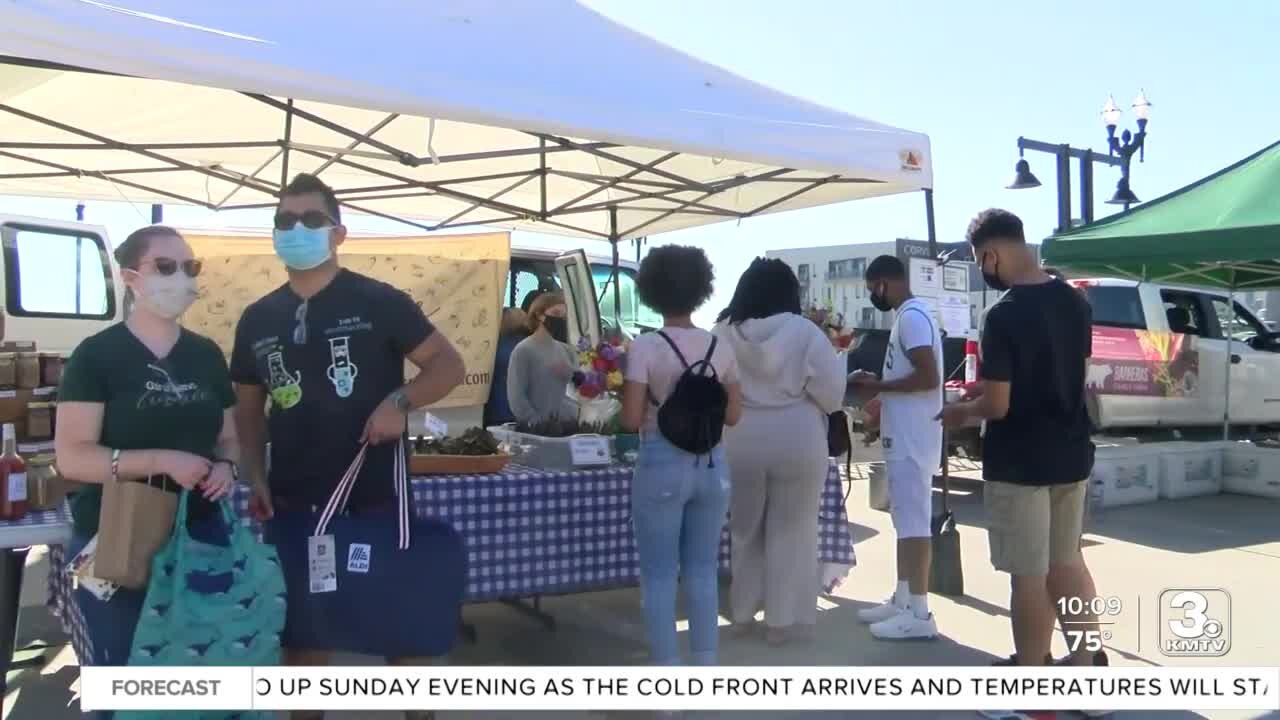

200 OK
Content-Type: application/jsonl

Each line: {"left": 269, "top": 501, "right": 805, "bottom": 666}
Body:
{"left": 768, "top": 238, "right": 1044, "bottom": 332}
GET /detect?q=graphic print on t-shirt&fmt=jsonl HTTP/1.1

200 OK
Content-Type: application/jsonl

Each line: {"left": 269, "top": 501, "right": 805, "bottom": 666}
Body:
{"left": 137, "top": 363, "right": 212, "bottom": 410}
{"left": 326, "top": 336, "right": 359, "bottom": 398}
{"left": 266, "top": 351, "right": 303, "bottom": 409}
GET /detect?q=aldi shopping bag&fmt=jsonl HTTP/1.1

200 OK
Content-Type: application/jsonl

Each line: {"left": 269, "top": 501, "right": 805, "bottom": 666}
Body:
{"left": 118, "top": 492, "right": 285, "bottom": 720}
{"left": 266, "top": 441, "right": 466, "bottom": 658}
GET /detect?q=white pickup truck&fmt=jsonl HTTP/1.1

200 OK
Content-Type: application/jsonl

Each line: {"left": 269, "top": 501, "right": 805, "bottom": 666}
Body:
{"left": 1071, "top": 278, "right": 1280, "bottom": 431}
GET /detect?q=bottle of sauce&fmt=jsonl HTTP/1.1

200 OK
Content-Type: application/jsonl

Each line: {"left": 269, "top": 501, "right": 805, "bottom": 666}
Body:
{"left": 0, "top": 423, "right": 28, "bottom": 520}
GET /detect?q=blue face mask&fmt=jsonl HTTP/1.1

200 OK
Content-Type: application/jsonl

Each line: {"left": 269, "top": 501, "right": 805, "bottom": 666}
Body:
{"left": 272, "top": 224, "right": 333, "bottom": 270}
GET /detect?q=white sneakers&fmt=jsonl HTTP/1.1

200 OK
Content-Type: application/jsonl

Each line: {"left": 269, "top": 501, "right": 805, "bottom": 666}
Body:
{"left": 859, "top": 596, "right": 939, "bottom": 640}
{"left": 869, "top": 609, "right": 938, "bottom": 640}
{"left": 857, "top": 598, "right": 905, "bottom": 624}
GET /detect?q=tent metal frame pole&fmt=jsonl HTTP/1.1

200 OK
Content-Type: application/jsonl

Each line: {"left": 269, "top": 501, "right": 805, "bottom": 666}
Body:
{"left": 430, "top": 173, "right": 540, "bottom": 230}
{"left": 0, "top": 166, "right": 189, "bottom": 180}
{"left": 0, "top": 141, "right": 281, "bottom": 151}
{"left": 530, "top": 132, "right": 713, "bottom": 192}
{"left": 609, "top": 205, "right": 622, "bottom": 331}
{"left": 743, "top": 174, "right": 838, "bottom": 217}
{"left": 0, "top": 150, "right": 217, "bottom": 208}
{"left": 0, "top": 103, "right": 278, "bottom": 197}
{"left": 621, "top": 167, "right": 794, "bottom": 238}
{"left": 289, "top": 147, "right": 537, "bottom": 219}
{"left": 1224, "top": 282, "right": 1235, "bottom": 442}
{"left": 0, "top": 58, "right": 874, "bottom": 238}
{"left": 309, "top": 113, "right": 401, "bottom": 178}
{"left": 539, "top": 137, "right": 548, "bottom": 219}
{"left": 549, "top": 178, "right": 740, "bottom": 217}
{"left": 280, "top": 99, "right": 294, "bottom": 191}
{"left": 550, "top": 151, "right": 680, "bottom": 214}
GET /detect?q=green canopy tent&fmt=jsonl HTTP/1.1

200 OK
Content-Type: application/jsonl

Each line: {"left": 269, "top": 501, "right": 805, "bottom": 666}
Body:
{"left": 1043, "top": 139, "right": 1280, "bottom": 438}
{"left": 1043, "top": 138, "right": 1280, "bottom": 289}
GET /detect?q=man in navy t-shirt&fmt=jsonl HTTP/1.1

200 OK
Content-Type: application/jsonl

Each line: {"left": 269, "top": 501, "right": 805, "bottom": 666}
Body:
{"left": 231, "top": 173, "right": 464, "bottom": 720}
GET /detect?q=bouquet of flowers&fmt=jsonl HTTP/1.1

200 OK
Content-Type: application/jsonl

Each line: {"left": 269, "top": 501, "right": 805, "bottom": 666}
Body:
{"left": 571, "top": 336, "right": 627, "bottom": 428}
{"left": 571, "top": 336, "right": 627, "bottom": 400}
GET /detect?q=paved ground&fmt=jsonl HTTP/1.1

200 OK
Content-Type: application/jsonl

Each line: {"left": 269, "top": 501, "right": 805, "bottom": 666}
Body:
{"left": 5, "top": 452, "right": 1278, "bottom": 719}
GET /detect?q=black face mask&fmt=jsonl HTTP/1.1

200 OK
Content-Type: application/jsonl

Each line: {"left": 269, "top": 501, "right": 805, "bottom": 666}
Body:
{"left": 869, "top": 283, "right": 893, "bottom": 312}
{"left": 543, "top": 315, "right": 570, "bottom": 343}
{"left": 982, "top": 253, "right": 1009, "bottom": 292}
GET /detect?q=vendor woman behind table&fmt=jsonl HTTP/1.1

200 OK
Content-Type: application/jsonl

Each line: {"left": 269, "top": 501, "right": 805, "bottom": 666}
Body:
{"left": 506, "top": 292, "right": 577, "bottom": 425}
{"left": 54, "top": 228, "right": 239, "bottom": 694}
{"left": 621, "top": 245, "right": 742, "bottom": 673}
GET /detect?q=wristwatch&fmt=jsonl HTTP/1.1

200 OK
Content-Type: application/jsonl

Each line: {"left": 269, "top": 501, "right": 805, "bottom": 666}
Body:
{"left": 389, "top": 388, "right": 411, "bottom": 413}
{"left": 214, "top": 458, "right": 240, "bottom": 482}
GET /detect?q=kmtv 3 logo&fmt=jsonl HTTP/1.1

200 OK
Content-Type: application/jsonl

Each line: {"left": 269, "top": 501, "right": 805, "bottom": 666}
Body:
{"left": 346, "top": 543, "right": 371, "bottom": 574}
{"left": 1159, "top": 588, "right": 1231, "bottom": 656}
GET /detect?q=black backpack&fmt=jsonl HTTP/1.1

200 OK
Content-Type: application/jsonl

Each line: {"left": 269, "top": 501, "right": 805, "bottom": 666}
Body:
{"left": 647, "top": 331, "right": 728, "bottom": 459}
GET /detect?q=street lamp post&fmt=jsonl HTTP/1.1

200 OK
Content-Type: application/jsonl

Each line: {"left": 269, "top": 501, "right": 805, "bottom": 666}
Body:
{"left": 1007, "top": 91, "right": 1152, "bottom": 229}
{"left": 1103, "top": 90, "right": 1152, "bottom": 209}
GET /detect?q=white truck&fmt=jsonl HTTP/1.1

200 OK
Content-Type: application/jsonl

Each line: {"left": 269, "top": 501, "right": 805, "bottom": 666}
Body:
{"left": 1071, "top": 278, "right": 1280, "bottom": 431}
{"left": 0, "top": 214, "right": 649, "bottom": 432}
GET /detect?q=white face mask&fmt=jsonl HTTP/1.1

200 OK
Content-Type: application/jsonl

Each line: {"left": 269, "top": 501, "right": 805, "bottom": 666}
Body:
{"left": 132, "top": 272, "right": 198, "bottom": 320}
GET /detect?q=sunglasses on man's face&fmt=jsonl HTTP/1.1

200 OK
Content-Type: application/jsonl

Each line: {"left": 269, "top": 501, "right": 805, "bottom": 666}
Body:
{"left": 273, "top": 210, "right": 335, "bottom": 231}
{"left": 142, "top": 257, "right": 203, "bottom": 278}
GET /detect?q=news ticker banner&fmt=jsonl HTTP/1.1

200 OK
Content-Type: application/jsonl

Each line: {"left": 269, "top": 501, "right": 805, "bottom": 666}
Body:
{"left": 84, "top": 666, "right": 1280, "bottom": 712}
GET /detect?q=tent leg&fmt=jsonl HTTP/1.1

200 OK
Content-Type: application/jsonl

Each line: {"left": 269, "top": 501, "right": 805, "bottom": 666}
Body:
{"left": 607, "top": 206, "right": 622, "bottom": 335}
{"left": 1224, "top": 286, "right": 1235, "bottom": 441}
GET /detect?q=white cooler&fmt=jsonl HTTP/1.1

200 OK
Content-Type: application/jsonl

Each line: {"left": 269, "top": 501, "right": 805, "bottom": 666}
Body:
{"left": 1220, "top": 442, "right": 1280, "bottom": 499}
{"left": 1155, "top": 441, "right": 1223, "bottom": 499}
{"left": 1090, "top": 444, "right": 1161, "bottom": 508}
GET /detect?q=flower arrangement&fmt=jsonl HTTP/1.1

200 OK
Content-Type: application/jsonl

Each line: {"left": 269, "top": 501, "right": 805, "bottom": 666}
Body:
{"left": 571, "top": 336, "right": 626, "bottom": 399}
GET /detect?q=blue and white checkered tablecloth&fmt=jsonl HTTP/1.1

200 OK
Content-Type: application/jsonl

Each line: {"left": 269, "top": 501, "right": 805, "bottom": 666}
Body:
{"left": 0, "top": 503, "right": 71, "bottom": 550}
{"left": 48, "top": 462, "right": 853, "bottom": 663}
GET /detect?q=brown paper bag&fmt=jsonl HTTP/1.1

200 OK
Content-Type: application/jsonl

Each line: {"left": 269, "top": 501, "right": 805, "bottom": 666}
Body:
{"left": 95, "top": 480, "right": 177, "bottom": 588}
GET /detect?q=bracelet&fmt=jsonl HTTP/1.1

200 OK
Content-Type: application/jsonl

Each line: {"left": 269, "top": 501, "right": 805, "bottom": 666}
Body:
{"left": 110, "top": 449, "right": 121, "bottom": 483}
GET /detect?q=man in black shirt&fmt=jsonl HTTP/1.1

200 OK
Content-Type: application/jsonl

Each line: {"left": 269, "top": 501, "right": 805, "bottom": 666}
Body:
{"left": 231, "top": 173, "right": 464, "bottom": 720}
{"left": 942, "top": 209, "right": 1105, "bottom": 673}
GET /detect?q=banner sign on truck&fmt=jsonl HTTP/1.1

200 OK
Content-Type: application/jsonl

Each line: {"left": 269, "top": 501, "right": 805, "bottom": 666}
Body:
{"left": 1087, "top": 327, "right": 1199, "bottom": 397}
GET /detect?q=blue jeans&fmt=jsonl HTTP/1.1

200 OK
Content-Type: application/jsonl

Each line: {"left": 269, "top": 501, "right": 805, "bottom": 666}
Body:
{"left": 630, "top": 433, "right": 730, "bottom": 666}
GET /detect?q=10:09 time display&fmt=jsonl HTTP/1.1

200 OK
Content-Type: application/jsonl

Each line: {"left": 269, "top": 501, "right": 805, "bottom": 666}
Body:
{"left": 1056, "top": 596, "right": 1123, "bottom": 617}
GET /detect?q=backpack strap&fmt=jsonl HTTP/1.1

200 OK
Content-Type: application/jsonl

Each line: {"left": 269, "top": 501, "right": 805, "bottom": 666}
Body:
{"left": 655, "top": 330, "right": 692, "bottom": 369}
{"left": 647, "top": 332, "right": 718, "bottom": 407}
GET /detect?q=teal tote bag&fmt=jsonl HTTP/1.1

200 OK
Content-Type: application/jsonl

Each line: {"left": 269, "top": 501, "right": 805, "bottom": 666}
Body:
{"left": 118, "top": 492, "right": 285, "bottom": 720}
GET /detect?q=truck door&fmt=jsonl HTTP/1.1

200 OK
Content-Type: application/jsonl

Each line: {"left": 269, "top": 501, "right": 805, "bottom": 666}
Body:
{"left": 1204, "top": 294, "right": 1280, "bottom": 424}
{"left": 0, "top": 217, "right": 121, "bottom": 354}
{"left": 554, "top": 250, "right": 601, "bottom": 349}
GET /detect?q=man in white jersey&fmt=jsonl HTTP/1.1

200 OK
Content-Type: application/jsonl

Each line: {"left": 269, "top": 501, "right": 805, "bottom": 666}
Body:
{"left": 849, "top": 255, "right": 944, "bottom": 640}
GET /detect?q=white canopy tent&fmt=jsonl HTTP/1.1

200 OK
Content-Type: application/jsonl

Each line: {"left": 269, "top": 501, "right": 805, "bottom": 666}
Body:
{"left": 0, "top": 0, "right": 931, "bottom": 242}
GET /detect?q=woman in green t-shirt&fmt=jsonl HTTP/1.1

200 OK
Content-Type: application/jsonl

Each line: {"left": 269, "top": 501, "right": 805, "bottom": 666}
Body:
{"left": 54, "top": 226, "right": 240, "bottom": 689}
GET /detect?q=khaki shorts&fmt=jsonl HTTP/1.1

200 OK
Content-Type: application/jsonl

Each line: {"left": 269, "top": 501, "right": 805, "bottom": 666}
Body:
{"left": 984, "top": 480, "right": 1087, "bottom": 576}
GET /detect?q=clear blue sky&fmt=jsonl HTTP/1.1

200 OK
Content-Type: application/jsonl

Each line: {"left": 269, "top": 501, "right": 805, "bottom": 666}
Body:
{"left": 3, "top": 0, "right": 1278, "bottom": 324}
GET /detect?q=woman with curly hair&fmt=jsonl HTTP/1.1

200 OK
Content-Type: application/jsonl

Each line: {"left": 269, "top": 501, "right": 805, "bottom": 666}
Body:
{"left": 620, "top": 244, "right": 742, "bottom": 675}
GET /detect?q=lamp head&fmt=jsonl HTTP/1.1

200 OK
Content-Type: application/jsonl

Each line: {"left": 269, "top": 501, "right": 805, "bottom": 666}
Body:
{"left": 1102, "top": 94, "right": 1123, "bottom": 130}
{"left": 1107, "top": 176, "right": 1140, "bottom": 205}
{"left": 1007, "top": 159, "right": 1042, "bottom": 190}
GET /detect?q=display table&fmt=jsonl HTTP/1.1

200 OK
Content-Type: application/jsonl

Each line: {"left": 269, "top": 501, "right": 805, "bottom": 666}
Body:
{"left": 1, "top": 504, "right": 72, "bottom": 706}
{"left": 49, "top": 461, "right": 854, "bottom": 662}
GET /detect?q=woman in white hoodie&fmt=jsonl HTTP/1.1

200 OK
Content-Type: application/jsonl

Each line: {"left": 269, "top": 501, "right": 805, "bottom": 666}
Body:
{"left": 714, "top": 258, "right": 847, "bottom": 645}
